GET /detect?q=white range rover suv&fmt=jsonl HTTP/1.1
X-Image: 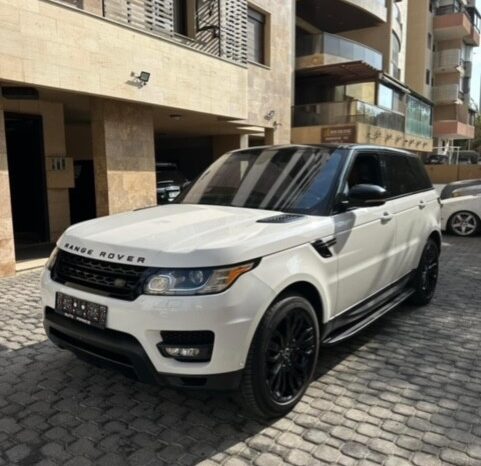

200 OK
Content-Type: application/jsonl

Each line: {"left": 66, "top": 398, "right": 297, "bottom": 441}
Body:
{"left": 42, "top": 144, "right": 441, "bottom": 418}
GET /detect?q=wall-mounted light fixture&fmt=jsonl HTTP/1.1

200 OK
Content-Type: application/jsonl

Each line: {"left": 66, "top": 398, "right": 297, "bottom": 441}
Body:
{"left": 131, "top": 71, "right": 151, "bottom": 87}
{"left": 264, "top": 110, "right": 276, "bottom": 121}
{"left": 170, "top": 114, "right": 182, "bottom": 121}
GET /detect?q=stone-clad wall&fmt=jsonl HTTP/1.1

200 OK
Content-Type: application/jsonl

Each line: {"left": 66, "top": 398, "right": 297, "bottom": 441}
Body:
{"left": 247, "top": 0, "right": 294, "bottom": 144}
{"left": 0, "top": 111, "right": 15, "bottom": 277}
{"left": 0, "top": 0, "right": 247, "bottom": 120}
{"left": 92, "top": 100, "right": 156, "bottom": 217}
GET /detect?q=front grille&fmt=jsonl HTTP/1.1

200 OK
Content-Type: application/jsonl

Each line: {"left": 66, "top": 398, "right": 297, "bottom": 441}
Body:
{"left": 52, "top": 250, "right": 150, "bottom": 301}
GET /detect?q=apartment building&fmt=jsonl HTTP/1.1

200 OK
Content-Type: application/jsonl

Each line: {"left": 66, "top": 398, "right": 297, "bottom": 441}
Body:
{"left": 0, "top": 0, "right": 294, "bottom": 277}
{"left": 292, "top": 0, "right": 436, "bottom": 154}
{"left": 405, "top": 0, "right": 480, "bottom": 153}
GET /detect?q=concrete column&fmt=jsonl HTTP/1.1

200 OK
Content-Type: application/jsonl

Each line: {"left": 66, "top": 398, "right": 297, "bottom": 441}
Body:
{"left": 91, "top": 99, "right": 156, "bottom": 217}
{"left": 0, "top": 110, "right": 16, "bottom": 277}
{"left": 212, "top": 134, "right": 249, "bottom": 160}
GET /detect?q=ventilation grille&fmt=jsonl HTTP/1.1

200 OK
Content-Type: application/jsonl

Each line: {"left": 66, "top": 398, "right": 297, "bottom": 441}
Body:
{"left": 257, "top": 214, "right": 305, "bottom": 224}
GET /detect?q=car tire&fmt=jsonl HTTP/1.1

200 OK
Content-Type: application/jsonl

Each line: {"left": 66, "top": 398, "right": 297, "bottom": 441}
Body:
{"left": 409, "top": 239, "right": 440, "bottom": 306}
{"left": 240, "top": 293, "right": 320, "bottom": 419}
{"left": 448, "top": 211, "right": 480, "bottom": 237}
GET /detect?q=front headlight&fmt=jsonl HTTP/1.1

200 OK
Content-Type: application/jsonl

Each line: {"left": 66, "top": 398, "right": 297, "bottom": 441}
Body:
{"left": 46, "top": 247, "right": 59, "bottom": 271}
{"left": 144, "top": 261, "right": 258, "bottom": 296}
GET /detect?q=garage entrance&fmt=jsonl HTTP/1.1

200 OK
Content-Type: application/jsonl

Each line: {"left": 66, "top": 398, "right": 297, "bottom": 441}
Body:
{"left": 5, "top": 113, "right": 50, "bottom": 252}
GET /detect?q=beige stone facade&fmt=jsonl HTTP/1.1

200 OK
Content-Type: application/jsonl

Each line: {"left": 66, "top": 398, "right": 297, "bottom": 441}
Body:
{"left": 0, "top": 0, "right": 294, "bottom": 276}
{"left": 91, "top": 99, "right": 157, "bottom": 216}
{"left": 0, "top": 110, "right": 15, "bottom": 277}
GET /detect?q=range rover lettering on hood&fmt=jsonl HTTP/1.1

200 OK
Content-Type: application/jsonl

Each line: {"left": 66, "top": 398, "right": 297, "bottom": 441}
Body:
{"left": 63, "top": 242, "right": 146, "bottom": 264}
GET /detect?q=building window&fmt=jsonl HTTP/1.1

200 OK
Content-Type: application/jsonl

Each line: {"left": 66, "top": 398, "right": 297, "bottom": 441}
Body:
{"left": 173, "top": 0, "right": 196, "bottom": 37}
{"left": 425, "top": 69, "right": 431, "bottom": 85}
{"left": 173, "top": 0, "right": 187, "bottom": 35}
{"left": 427, "top": 33, "right": 432, "bottom": 50}
{"left": 378, "top": 84, "right": 405, "bottom": 114}
{"left": 391, "top": 32, "right": 401, "bottom": 79}
{"left": 248, "top": 7, "right": 266, "bottom": 64}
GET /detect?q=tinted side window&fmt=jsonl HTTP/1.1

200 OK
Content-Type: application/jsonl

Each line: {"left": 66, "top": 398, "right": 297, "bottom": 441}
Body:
{"left": 407, "top": 157, "right": 432, "bottom": 191}
{"left": 384, "top": 155, "right": 432, "bottom": 197}
{"left": 347, "top": 153, "right": 385, "bottom": 189}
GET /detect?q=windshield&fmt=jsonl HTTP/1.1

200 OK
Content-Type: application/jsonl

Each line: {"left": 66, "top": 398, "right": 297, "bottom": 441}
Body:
{"left": 179, "top": 146, "right": 345, "bottom": 215}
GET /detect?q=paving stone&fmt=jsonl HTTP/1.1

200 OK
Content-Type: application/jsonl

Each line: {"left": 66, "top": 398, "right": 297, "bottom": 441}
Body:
{"left": 440, "top": 448, "right": 473, "bottom": 466}
{"left": 0, "top": 238, "right": 481, "bottom": 464}
{"left": 254, "top": 452, "right": 285, "bottom": 466}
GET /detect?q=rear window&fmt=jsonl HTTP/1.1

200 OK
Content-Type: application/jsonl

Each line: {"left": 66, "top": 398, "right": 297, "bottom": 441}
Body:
{"left": 384, "top": 155, "right": 432, "bottom": 197}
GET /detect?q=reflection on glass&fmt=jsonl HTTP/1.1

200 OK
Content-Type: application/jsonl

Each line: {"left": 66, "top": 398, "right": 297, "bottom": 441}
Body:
{"left": 296, "top": 32, "right": 383, "bottom": 70}
{"left": 180, "top": 147, "right": 345, "bottom": 216}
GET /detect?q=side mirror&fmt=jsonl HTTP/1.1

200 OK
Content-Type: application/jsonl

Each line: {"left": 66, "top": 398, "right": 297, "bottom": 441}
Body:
{"left": 348, "top": 184, "right": 387, "bottom": 207}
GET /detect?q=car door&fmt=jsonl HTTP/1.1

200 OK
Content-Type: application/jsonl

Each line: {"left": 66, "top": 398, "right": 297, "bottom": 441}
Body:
{"left": 332, "top": 150, "right": 398, "bottom": 315}
{"left": 381, "top": 152, "right": 435, "bottom": 276}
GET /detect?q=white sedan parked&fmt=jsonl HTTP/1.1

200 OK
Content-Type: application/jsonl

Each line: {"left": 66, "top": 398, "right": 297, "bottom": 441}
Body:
{"left": 442, "top": 194, "right": 481, "bottom": 236}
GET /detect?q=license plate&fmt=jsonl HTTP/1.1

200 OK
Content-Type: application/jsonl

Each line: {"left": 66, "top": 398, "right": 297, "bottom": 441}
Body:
{"left": 55, "top": 292, "right": 108, "bottom": 329}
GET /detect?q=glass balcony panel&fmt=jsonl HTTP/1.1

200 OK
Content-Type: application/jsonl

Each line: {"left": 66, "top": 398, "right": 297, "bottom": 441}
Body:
{"left": 292, "top": 100, "right": 406, "bottom": 133}
{"left": 296, "top": 32, "right": 383, "bottom": 70}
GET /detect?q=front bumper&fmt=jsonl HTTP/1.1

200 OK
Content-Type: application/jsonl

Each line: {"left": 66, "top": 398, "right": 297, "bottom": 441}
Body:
{"left": 44, "top": 308, "right": 242, "bottom": 390}
{"left": 41, "top": 268, "right": 275, "bottom": 384}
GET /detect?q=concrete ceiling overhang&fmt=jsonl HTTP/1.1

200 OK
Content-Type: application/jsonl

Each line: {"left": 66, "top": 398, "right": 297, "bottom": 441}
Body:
{"left": 296, "top": 60, "right": 380, "bottom": 82}
{"left": 0, "top": 82, "right": 265, "bottom": 138}
{"left": 296, "top": 0, "right": 386, "bottom": 33}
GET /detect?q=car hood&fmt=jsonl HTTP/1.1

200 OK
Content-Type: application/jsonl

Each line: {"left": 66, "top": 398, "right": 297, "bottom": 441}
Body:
{"left": 58, "top": 204, "right": 335, "bottom": 267}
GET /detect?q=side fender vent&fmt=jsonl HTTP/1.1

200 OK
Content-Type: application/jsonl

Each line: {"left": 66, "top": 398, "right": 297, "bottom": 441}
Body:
{"left": 312, "top": 239, "right": 337, "bottom": 259}
{"left": 257, "top": 214, "right": 305, "bottom": 224}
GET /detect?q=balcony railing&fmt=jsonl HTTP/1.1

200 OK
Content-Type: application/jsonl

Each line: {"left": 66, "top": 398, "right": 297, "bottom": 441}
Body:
{"left": 436, "top": 0, "right": 481, "bottom": 32}
{"left": 432, "top": 84, "right": 464, "bottom": 103}
{"left": 293, "top": 100, "right": 405, "bottom": 133}
{"left": 434, "top": 49, "right": 462, "bottom": 70}
{"left": 296, "top": 33, "right": 383, "bottom": 70}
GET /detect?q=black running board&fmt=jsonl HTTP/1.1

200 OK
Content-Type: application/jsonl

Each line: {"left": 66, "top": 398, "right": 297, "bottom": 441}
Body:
{"left": 322, "top": 288, "right": 415, "bottom": 345}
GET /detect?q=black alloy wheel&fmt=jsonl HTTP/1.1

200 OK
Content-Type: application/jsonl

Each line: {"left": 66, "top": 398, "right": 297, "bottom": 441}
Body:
{"left": 409, "top": 238, "right": 440, "bottom": 305}
{"left": 265, "top": 310, "right": 316, "bottom": 404}
{"left": 240, "top": 294, "right": 320, "bottom": 418}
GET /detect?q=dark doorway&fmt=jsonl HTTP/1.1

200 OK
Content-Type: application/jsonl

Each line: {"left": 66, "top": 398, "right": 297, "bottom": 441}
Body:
{"left": 69, "top": 160, "right": 97, "bottom": 225}
{"left": 5, "top": 113, "right": 49, "bottom": 250}
{"left": 155, "top": 136, "right": 213, "bottom": 181}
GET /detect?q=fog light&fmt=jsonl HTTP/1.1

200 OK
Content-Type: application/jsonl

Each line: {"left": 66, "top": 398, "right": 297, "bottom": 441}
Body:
{"left": 164, "top": 347, "right": 200, "bottom": 358}
{"left": 158, "top": 343, "right": 213, "bottom": 362}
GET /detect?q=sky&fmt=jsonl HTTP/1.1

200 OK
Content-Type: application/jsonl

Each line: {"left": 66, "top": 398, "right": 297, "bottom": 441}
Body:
{"left": 473, "top": 47, "right": 481, "bottom": 109}
{"left": 472, "top": 0, "right": 481, "bottom": 108}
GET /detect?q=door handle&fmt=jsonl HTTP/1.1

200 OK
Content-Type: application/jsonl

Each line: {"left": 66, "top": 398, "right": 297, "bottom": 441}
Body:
{"left": 381, "top": 212, "right": 394, "bottom": 222}
{"left": 419, "top": 200, "right": 426, "bottom": 209}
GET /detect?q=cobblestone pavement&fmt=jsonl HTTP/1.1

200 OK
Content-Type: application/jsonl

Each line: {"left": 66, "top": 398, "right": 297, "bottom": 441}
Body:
{"left": 1, "top": 236, "right": 481, "bottom": 466}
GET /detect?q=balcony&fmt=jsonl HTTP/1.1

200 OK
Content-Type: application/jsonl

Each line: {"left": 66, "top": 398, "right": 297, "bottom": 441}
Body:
{"left": 434, "top": 120, "right": 475, "bottom": 139}
{"left": 293, "top": 100, "right": 405, "bottom": 133}
{"left": 434, "top": 2, "right": 480, "bottom": 45}
{"left": 433, "top": 49, "right": 463, "bottom": 73}
{"left": 432, "top": 84, "right": 464, "bottom": 104}
{"left": 296, "top": 0, "right": 387, "bottom": 34}
{"left": 0, "top": 0, "right": 248, "bottom": 119}
{"left": 296, "top": 33, "right": 383, "bottom": 76}
{"left": 54, "top": 0, "right": 248, "bottom": 65}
